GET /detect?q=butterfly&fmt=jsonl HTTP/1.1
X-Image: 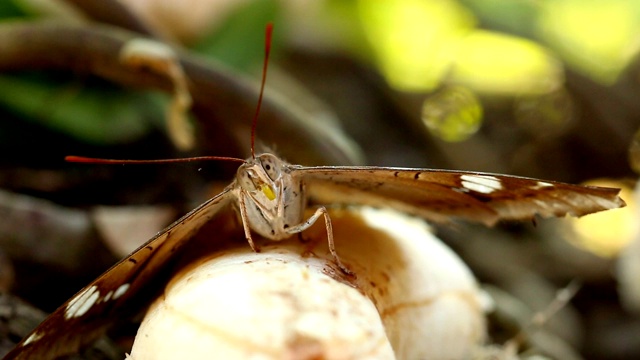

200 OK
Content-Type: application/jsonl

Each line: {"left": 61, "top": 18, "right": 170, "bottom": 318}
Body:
{"left": 3, "top": 24, "right": 625, "bottom": 359}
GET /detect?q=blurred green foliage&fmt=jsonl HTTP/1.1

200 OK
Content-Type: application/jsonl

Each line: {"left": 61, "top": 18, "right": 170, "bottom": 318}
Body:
{"left": 0, "top": 74, "right": 162, "bottom": 144}
{"left": 0, "top": 0, "right": 638, "bottom": 145}
{"left": 0, "top": 0, "right": 26, "bottom": 18}
{"left": 0, "top": 0, "right": 285, "bottom": 146}
{"left": 192, "top": 0, "right": 282, "bottom": 72}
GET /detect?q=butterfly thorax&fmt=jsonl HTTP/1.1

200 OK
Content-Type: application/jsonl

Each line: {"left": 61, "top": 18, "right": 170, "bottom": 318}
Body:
{"left": 235, "top": 153, "right": 305, "bottom": 240}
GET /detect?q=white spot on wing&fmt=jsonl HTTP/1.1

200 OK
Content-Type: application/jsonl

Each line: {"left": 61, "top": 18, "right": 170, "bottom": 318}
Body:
{"left": 22, "top": 331, "right": 43, "bottom": 346}
{"left": 113, "top": 283, "right": 130, "bottom": 300}
{"left": 65, "top": 285, "right": 100, "bottom": 319}
{"left": 460, "top": 175, "right": 502, "bottom": 194}
{"left": 103, "top": 290, "right": 113, "bottom": 302}
{"left": 536, "top": 181, "right": 553, "bottom": 188}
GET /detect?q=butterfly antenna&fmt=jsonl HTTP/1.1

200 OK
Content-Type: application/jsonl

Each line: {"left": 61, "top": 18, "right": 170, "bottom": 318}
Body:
{"left": 67, "top": 25, "right": 274, "bottom": 166}
{"left": 250, "top": 23, "right": 273, "bottom": 160}
{"left": 65, "top": 155, "right": 246, "bottom": 164}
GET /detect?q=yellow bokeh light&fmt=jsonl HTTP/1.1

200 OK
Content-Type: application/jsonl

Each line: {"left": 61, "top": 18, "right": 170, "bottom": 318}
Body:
{"left": 421, "top": 86, "right": 483, "bottom": 142}
{"left": 357, "top": 0, "right": 563, "bottom": 95}
{"left": 450, "top": 31, "right": 563, "bottom": 95}
{"left": 358, "top": 0, "right": 475, "bottom": 91}
{"left": 568, "top": 180, "right": 636, "bottom": 258}
{"left": 538, "top": 0, "right": 640, "bottom": 84}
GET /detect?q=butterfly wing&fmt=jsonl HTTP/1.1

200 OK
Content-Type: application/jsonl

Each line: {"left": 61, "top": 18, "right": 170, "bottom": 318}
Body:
{"left": 4, "top": 187, "right": 236, "bottom": 360}
{"left": 293, "top": 166, "right": 625, "bottom": 226}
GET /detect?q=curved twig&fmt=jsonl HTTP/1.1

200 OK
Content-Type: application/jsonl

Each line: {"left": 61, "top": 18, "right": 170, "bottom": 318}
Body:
{"left": 61, "top": 0, "right": 158, "bottom": 37}
{"left": 0, "top": 21, "right": 362, "bottom": 166}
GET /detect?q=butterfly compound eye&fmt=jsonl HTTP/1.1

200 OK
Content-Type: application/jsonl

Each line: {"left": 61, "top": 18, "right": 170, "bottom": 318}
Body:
{"left": 259, "top": 154, "right": 281, "bottom": 181}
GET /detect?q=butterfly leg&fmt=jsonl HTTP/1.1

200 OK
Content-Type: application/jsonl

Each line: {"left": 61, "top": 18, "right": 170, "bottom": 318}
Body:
{"left": 238, "top": 192, "right": 260, "bottom": 253}
{"left": 286, "top": 206, "right": 353, "bottom": 275}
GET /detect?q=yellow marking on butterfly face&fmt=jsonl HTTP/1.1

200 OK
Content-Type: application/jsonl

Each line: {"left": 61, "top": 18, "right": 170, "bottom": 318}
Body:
{"left": 261, "top": 185, "right": 276, "bottom": 200}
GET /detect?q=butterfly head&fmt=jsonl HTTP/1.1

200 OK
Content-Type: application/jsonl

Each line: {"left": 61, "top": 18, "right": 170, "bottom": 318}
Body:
{"left": 237, "top": 153, "right": 284, "bottom": 201}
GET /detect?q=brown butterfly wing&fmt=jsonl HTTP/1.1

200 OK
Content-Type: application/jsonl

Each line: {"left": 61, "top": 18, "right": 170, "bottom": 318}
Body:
{"left": 294, "top": 166, "right": 625, "bottom": 225}
{"left": 4, "top": 188, "right": 235, "bottom": 360}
